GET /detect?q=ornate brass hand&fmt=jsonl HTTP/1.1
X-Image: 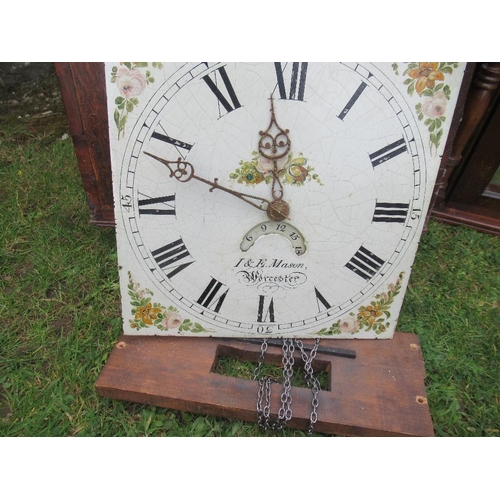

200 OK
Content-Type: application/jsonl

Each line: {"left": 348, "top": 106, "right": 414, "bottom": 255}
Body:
{"left": 258, "top": 95, "right": 291, "bottom": 202}
{"left": 257, "top": 95, "right": 292, "bottom": 221}
{"left": 144, "top": 153, "right": 290, "bottom": 220}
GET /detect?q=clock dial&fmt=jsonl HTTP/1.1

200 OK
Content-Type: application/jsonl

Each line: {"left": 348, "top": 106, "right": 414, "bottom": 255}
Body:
{"left": 107, "top": 62, "right": 465, "bottom": 338}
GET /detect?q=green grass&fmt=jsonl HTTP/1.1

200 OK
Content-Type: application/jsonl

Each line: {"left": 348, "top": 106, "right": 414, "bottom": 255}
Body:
{"left": 492, "top": 166, "right": 500, "bottom": 185}
{"left": 398, "top": 221, "right": 500, "bottom": 436}
{"left": 1, "top": 71, "right": 499, "bottom": 437}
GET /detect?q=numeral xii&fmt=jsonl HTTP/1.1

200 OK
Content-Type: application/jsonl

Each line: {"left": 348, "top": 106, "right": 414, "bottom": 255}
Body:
{"left": 275, "top": 62, "right": 308, "bottom": 101}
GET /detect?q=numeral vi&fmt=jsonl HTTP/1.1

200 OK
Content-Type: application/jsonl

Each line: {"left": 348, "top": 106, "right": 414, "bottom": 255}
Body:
{"left": 257, "top": 295, "right": 275, "bottom": 323}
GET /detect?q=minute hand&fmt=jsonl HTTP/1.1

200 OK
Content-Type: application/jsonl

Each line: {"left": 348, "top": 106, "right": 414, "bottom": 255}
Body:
{"left": 144, "top": 153, "right": 272, "bottom": 213}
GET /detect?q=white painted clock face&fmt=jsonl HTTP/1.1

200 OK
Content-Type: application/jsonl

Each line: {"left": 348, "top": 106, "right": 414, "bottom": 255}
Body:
{"left": 107, "top": 62, "right": 464, "bottom": 338}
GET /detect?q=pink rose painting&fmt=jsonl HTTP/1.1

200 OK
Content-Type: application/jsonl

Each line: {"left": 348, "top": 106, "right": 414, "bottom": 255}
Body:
{"left": 115, "top": 67, "right": 147, "bottom": 98}
{"left": 110, "top": 63, "right": 162, "bottom": 139}
{"left": 338, "top": 316, "right": 360, "bottom": 333}
{"left": 422, "top": 91, "right": 447, "bottom": 118}
{"left": 256, "top": 155, "right": 287, "bottom": 175}
{"left": 162, "top": 310, "right": 183, "bottom": 330}
{"left": 230, "top": 152, "right": 323, "bottom": 187}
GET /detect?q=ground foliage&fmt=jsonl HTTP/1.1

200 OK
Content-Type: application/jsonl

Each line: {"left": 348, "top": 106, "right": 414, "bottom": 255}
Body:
{"left": 0, "top": 67, "right": 498, "bottom": 437}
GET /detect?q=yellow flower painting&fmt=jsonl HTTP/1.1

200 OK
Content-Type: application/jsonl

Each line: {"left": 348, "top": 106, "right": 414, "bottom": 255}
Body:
{"left": 127, "top": 272, "right": 209, "bottom": 333}
{"left": 229, "top": 151, "right": 323, "bottom": 187}
{"left": 393, "top": 62, "right": 459, "bottom": 153}
{"left": 316, "top": 272, "right": 405, "bottom": 336}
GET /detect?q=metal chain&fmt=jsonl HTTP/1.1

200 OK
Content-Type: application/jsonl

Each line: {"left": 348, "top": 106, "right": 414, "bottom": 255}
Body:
{"left": 295, "top": 338, "right": 321, "bottom": 435}
{"left": 254, "top": 339, "right": 268, "bottom": 429}
{"left": 254, "top": 338, "right": 295, "bottom": 431}
{"left": 255, "top": 338, "right": 321, "bottom": 435}
{"left": 253, "top": 338, "right": 268, "bottom": 381}
{"left": 275, "top": 338, "right": 294, "bottom": 429}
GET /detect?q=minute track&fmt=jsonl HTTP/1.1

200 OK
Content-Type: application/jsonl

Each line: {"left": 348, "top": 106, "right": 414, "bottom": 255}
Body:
{"left": 106, "top": 62, "right": 457, "bottom": 340}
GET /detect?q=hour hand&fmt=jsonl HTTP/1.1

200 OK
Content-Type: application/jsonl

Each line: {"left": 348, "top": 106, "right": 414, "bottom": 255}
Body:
{"left": 259, "top": 95, "right": 291, "bottom": 202}
{"left": 145, "top": 152, "right": 283, "bottom": 216}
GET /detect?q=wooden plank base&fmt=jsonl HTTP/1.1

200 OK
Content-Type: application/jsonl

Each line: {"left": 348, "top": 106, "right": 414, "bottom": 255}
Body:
{"left": 95, "top": 332, "right": 434, "bottom": 436}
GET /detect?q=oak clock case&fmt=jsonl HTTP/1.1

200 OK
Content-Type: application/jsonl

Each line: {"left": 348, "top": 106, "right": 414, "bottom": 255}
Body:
{"left": 106, "top": 62, "right": 464, "bottom": 339}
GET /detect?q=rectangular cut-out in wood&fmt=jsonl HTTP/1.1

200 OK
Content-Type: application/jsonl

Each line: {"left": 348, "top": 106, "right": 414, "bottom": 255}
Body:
{"left": 95, "top": 331, "right": 434, "bottom": 436}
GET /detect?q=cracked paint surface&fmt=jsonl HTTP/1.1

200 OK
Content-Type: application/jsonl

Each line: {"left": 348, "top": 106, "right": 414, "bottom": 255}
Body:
{"left": 106, "top": 62, "right": 465, "bottom": 338}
